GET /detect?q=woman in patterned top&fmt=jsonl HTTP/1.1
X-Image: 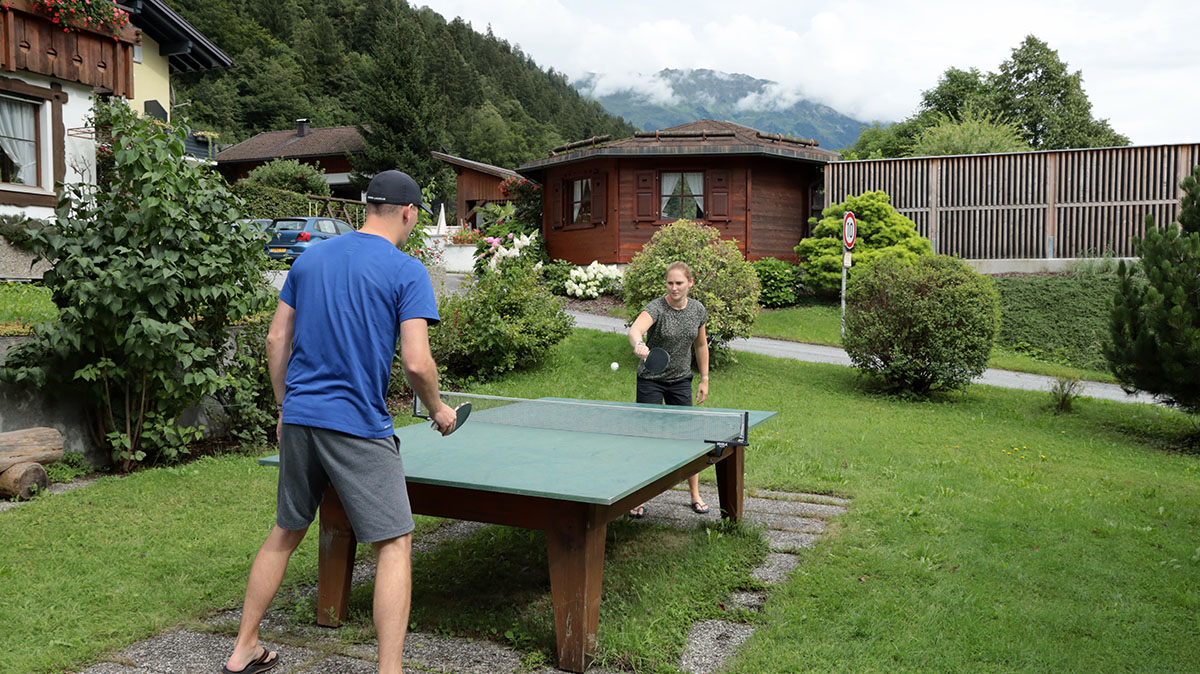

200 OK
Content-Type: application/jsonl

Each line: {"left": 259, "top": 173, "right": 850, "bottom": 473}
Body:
{"left": 626, "top": 261, "right": 711, "bottom": 518}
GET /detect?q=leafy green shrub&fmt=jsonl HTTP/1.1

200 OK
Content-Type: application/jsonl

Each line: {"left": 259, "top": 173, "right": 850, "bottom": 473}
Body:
{"left": 1049, "top": 375, "right": 1083, "bottom": 414}
{"left": 229, "top": 180, "right": 311, "bottom": 220}
{"left": 796, "top": 191, "right": 931, "bottom": 296}
{"left": 994, "top": 273, "right": 1118, "bottom": 371}
{"left": 539, "top": 258, "right": 575, "bottom": 296}
{"left": 44, "top": 450, "right": 91, "bottom": 484}
{"left": 844, "top": 254, "right": 1000, "bottom": 395}
{"left": 429, "top": 264, "right": 573, "bottom": 388}
{"left": 0, "top": 101, "right": 275, "bottom": 469}
{"left": 245, "top": 158, "right": 331, "bottom": 196}
{"left": 752, "top": 257, "right": 802, "bottom": 307}
{"left": 624, "top": 220, "right": 760, "bottom": 352}
{"left": 0, "top": 214, "right": 48, "bottom": 251}
{"left": 211, "top": 317, "right": 277, "bottom": 447}
{"left": 1108, "top": 164, "right": 1200, "bottom": 415}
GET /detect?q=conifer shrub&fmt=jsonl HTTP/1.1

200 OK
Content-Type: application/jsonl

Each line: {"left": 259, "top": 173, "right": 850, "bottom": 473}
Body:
{"left": 1107, "top": 164, "right": 1200, "bottom": 415}
{"left": 844, "top": 254, "right": 1000, "bottom": 395}
{"left": 796, "top": 191, "right": 931, "bottom": 296}
{"left": 752, "top": 257, "right": 803, "bottom": 307}
{"left": 623, "top": 220, "right": 760, "bottom": 352}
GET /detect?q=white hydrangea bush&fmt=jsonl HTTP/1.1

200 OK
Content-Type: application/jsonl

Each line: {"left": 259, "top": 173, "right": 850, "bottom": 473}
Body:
{"left": 564, "top": 261, "right": 623, "bottom": 299}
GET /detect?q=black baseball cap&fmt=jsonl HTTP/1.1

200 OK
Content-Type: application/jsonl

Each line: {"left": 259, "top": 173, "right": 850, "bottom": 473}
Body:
{"left": 365, "top": 170, "right": 432, "bottom": 215}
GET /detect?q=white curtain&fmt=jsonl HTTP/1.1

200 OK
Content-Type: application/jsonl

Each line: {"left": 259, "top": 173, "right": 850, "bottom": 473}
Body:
{"left": 659, "top": 172, "right": 681, "bottom": 214}
{"left": 572, "top": 179, "right": 590, "bottom": 222}
{"left": 683, "top": 172, "right": 704, "bottom": 197}
{"left": 0, "top": 98, "right": 37, "bottom": 186}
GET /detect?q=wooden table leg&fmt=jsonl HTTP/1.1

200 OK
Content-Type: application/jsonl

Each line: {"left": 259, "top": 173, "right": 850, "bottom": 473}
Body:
{"left": 317, "top": 484, "right": 356, "bottom": 627}
{"left": 715, "top": 445, "right": 745, "bottom": 522}
{"left": 545, "top": 504, "right": 606, "bottom": 673}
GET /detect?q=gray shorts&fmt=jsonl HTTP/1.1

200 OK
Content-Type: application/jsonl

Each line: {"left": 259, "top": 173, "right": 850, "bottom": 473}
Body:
{"left": 276, "top": 424, "right": 415, "bottom": 543}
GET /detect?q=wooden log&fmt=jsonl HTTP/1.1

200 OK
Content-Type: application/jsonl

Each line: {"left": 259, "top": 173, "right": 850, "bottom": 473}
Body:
{"left": 0, "top": 427, "right": 64, "bottom": 472}
{"left": 0, "top": 461, "right": 48, "bottom": 501}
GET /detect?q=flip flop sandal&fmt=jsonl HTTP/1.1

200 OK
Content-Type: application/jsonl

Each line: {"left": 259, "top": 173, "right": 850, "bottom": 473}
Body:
{"left": 221, "top": 647, "right": 279, "bottom": 674}
{"left": 691, "top": 501, "right": 710, "bottom": 514}
{"left": 628, "top": 505, "right": 648, "bottom": 519}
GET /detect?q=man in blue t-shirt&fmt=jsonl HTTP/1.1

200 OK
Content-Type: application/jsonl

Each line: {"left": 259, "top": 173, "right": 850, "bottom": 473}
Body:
{"left": 223, "top": 170, "right": 456, "bottom": 674}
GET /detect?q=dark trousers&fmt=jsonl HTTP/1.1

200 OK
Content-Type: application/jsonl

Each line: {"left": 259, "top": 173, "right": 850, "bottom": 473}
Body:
{"left": 636, "top": 376, "right": 693, "bottom": 406}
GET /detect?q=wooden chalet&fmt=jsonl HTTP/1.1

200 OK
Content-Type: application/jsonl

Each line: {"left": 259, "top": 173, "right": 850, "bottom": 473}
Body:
{"left": 215, "top": 121, "right": 364, "bottom": 200}
{"left": 432, "top": 151, "right": 526, "bottom": 227}
{"left": 517, "top": 120, "right": 839, "bottom": 264}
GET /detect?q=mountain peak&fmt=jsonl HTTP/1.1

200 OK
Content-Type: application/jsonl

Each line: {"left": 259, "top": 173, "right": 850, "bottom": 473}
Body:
{"left": 573, "top": 68, "right": 870, "bottom": 150}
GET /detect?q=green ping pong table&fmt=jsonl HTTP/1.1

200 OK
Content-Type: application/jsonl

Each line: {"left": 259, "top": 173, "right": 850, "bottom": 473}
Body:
{"left": 260, "top": 396, "right": 775, "bottom": 672}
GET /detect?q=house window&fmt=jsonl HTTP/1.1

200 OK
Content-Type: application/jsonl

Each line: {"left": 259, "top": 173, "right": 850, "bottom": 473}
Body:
{"left": 0, "top": 95, "right": 41, "bottom": 187}
{"left": 569, "top": 178, "right": 591, "bottom": 225}
{"left": 661, "top": 171, "right": 704, "bottom": 220}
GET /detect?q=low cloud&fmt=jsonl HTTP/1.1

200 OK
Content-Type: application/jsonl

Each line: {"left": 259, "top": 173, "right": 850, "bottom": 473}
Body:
{"left": 577, "top": 71, "right": 678, "bottom": 105}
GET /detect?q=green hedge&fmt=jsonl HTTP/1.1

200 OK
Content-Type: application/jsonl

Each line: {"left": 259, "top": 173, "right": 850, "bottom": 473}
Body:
{"left": 994, "top": 273, "right": 1119, "bottom": 371}
{"left": 229, "top": 180, "right": 312, "bottom": 220}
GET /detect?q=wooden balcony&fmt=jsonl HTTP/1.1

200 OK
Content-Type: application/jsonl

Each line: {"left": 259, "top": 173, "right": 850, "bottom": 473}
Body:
{"left": 0, "top": 0, "right": 139, "bottom": 97}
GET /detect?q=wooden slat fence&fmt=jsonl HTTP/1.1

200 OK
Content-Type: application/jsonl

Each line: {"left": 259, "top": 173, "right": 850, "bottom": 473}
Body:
{"left": 825, "top": 144, "right": 1200, "bottom": 260}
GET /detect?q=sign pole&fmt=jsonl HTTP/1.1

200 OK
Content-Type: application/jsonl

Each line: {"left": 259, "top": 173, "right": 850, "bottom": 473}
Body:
{"left": 839, "top": 211, "right": 856, "bottom": 341}
{"left": 840, "top": 245, "right": 847, "bottom": 339}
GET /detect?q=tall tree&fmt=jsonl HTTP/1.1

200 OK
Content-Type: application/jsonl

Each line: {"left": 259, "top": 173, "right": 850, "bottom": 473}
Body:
{"left": 352, "top": 8, "right": 445, "bottom": 185}
{"left": 987, "top": 35, "right": 1128, "bottom": 150}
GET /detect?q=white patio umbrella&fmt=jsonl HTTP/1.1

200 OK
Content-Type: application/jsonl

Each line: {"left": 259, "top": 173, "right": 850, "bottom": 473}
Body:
{"left": 435, "top": 203, "right": 447, "bottom": 235}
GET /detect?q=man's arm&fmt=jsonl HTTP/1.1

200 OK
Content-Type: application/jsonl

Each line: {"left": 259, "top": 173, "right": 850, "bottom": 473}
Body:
{"left": 266, "top": 300, "right": 296, "bottom": 440}
{"left": 399, "top": 317, "right": 456, "bottom": 435}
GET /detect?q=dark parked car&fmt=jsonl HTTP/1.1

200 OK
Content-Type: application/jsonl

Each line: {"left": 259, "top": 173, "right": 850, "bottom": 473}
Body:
{"left": 265, "top": 217, "right": 354, "bottom": 261}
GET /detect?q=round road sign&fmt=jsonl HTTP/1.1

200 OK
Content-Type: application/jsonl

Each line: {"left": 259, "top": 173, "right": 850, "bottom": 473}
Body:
{"left": 843, "top": 211, "right": 857, "bottom": 250}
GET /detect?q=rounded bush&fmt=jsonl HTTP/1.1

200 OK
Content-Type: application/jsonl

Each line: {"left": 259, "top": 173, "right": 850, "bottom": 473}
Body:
{"left": 245, "top": 158, "right": 331, "bottom": 197}
{"left": 751, "top": 257, "right": 802, "bottom": 307}
{"left": 843, "top": 254, "right": 1000, "bottom": 394}
{"left": 624, "top": 220, "right": 760, "bottom": 349}
{"left": 428, "top": 264, "right": 573, "bottom": 388}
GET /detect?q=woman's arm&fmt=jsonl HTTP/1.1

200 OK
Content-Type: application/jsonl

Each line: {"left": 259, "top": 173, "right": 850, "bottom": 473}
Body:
{"left": 693, "top": 324, "right": 709, "bottom": 404}
{"left": 629, "top": 310, "right": 654, "bottom": 359}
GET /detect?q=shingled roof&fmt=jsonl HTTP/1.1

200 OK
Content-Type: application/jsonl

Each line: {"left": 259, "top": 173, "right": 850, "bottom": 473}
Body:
{"left": 215, "top": 124, "right": 364, "bottom": 163}
{"left": 518, "top": 120, "right": 840, "bottom": 173}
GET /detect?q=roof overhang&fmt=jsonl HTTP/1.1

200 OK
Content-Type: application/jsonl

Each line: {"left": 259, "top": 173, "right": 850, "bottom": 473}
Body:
{"left": 431, "top": 151, "right": 526, "bottom": 181}
{"left": 118, "top": 0, "right": 234, "bottom": 73}
{"left": 518, "top": 144, "right": 838, "bottom": 174}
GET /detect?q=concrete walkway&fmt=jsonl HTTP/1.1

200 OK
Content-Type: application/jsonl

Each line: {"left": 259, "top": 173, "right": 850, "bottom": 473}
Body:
{"left": 568, "top": 310, "right": 1158, "bottom": 406}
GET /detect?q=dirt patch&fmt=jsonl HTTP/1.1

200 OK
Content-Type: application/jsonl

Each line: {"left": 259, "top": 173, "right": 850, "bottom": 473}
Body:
{"left": 563, "top": 295, "right": 627, "bottom": 317}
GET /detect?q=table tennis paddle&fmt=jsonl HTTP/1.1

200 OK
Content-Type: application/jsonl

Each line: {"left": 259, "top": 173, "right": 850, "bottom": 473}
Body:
{"left": 421, "top": 401, "right": 471, "bottom": 435}
{"left": 643, "top": 347, "right": 670, "bottom": 375}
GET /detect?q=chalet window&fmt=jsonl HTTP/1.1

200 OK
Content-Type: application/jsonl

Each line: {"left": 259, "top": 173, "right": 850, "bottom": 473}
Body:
{"left": 0, "top": 95, "right": 41, "bottom": 188}
{"left": 569, "top": 178, "right": 592, "bottom": 225}
{"left": 661, "top": 171, "right": 704, "bottom": 220}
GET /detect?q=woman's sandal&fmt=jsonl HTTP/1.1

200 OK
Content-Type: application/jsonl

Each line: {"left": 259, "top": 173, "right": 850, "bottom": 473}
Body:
{"left": 628, "top": 505, "right": 648, "bottom": 519}
{"left": 690, "top": 501, "right": 710, "bottom": 514}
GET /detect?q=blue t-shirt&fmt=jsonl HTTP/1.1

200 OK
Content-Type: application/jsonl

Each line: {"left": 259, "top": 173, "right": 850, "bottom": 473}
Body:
{"left": 279, "top": 231, "right": 439, "bottom": 438}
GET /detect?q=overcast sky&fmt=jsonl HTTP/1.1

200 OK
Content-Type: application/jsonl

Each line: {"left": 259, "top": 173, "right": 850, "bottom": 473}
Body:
{"left": 417, "top": 0, "right": 1199, "bottom": 146}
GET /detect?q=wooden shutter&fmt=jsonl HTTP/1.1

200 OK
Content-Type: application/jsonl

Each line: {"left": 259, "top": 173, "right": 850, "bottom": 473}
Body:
{"left": 634, "top": 170, "right": 656, "bottom": 221}
{"left": 591, "top": 174, "right": 607, "bottom": 226}
{"left": 551, "top": 180, "right": 564, "bottom": 229}
{"left": 708, "top": 169, "right": 731, "bottom": 220}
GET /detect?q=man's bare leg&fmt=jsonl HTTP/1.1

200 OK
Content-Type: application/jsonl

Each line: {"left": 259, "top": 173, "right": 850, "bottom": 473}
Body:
{"left": 225, "top": 525, "right": 307, "bottom": 671}
{"left": 373, "top": 533, "right": 413, "bottom": 674}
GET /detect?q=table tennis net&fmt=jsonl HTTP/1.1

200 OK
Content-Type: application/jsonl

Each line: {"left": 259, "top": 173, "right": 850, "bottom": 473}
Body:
{"left": 415, "top": 393, "right": 748, "bottom": 445}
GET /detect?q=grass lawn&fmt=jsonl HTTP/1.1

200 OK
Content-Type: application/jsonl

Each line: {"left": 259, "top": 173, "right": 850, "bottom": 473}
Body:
{"left": 2, "top": 330, "right": 1197, "bottom": 673}
{"left": 754, "top": 302, "right": 1118, "bottom": 383}
{"left": 0, "top": 282, "right": 55, "bottom": 335}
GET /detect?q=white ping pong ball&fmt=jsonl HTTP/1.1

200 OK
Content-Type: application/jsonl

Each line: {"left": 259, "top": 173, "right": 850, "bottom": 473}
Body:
{"left": 610, "top": 361, "right": 619, "bottom": 371}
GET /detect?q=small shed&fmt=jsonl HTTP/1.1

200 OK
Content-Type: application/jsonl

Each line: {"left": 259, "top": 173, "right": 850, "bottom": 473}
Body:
{"left": 431, "top": 151, "right": 525, "bottom": 227}
{"left": 517, "top": 120, "right": 839, "bottom": 264}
